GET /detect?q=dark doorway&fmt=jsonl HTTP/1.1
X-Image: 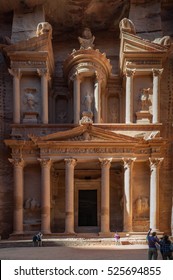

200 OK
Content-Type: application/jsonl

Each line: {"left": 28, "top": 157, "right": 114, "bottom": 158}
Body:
{"left": 78, "top": 190, "right": 97, "bottom": 226}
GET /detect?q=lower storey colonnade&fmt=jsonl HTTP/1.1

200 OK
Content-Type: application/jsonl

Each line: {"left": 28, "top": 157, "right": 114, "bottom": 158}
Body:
{"left": 9, "top": 156, "right": 163, "bottom": 235}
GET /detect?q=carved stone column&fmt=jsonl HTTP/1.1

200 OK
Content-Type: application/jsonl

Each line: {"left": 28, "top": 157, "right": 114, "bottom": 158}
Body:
{"left": 64, "top": 158, "right": 77, "bottom": 233}
{"left": 9, "top": 158, "right": 24, "bottom": 234}
{"left": 149, "top": 158, "right": 163, "bottom": 231}
{"left": 38, "top": 158, "right": 52, "bottom": 234}
{"left": 37, "top": 69, "right": 50, "bottom": 124}
{"left": 125, "top": 69, "right": 135, "bottom": 124}
{"left": 8, "top": 69, "right": 22, "bottom": 124}
{"left": 123, "top": 158, "right": 136, "bottom": 232}
{"left": 72, "top": 73, "right": 81, "bottom": 124}
{"left": 99, "top": 158, "right": 112, "bottom": 233}
{"left": 152, "top": 69, "right": 163, "bottom": 124}
{"left": 94, "top": 72, "right": 102, "bottom": 123}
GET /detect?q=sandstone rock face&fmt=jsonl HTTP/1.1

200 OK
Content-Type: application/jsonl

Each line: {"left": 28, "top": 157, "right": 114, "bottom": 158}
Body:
{"left": 0, "top": 0, "right": 173, "bottom": 238}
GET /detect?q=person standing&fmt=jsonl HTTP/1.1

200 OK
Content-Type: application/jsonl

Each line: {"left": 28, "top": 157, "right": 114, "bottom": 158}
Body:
{"left": 146, "top": 228, "right": 160, "bottom": 260}
{"left": 37, "top": 232, "right": 43, "bottom": 247}
{"left": 114, "top": 231, "right": 121, "bottom": 245}
{"left": 161, "top": 235, "right": 172, "bottom": 260}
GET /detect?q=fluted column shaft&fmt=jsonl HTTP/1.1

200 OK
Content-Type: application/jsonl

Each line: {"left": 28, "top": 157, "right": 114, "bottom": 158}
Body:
{"left": 9, "top": 158, "right": 24, "bottom": 234}
{"left": 152, "top": 69, "right": 163, "bottom": 124}
{"left": 125, "top": 69, "right": 135, "bottom": 124}
{"left": 9, "top": 69, "right": 21, "bottom": 124}
{"left": 123, "top": 158, "right": 135, "bottom": 232}
{"left": 149, "top": 158, "right": 163, "bottom": 231}
{"left": 100, "top": 158, "right": 112, "bottom": 233}
{"left": 38, "top": 158, "right": 51, "bottom": 234}
{"left": 38, "top": 69, "right": 49, "bottom": 124}
{"left": 73, "top": 75, "right": 81, "bottom": 124}
{"left": 65, "top": 158, "right": 77, "bottom": 233}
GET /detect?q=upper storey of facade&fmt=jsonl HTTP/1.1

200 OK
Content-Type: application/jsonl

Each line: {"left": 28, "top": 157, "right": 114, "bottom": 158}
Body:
{"left": 0, "top": 5, "right": 172, "bottom": 143}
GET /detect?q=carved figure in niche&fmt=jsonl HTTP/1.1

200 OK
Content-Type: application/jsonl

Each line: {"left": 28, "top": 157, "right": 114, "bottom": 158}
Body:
{"left": 24, "top": 88, "right": 38, "bottom": 112}
{"left": 152, "top": 36, "right": 171, "bottom": 46}
{"left": 139, "top": 88, "right": 151, "bottom": 111}
{"left": 78, "top": 27, "right": 95, "bottom": 49}
{"left": 25, "top": 93, "right": 37, "bottom": 111}
{"left": 119, "top": 18, "right": 136, "bottom": 35}
{"left": 134, "top": 196, "right": 149, "bottom": 218}
{"left": 24, "top": 197, "right": 40, "bottom": 210}
{"left": 83, "top": 92, "right": 93, "bottom": 112}
{"left": 24, "top": 198, "right": 32, "bottom": 209}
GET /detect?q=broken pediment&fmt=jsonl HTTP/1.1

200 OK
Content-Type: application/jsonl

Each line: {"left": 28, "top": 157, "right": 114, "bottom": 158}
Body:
{"left": 120, "top": 31, "right": 170, "bottom": 73}
{"left": 28, "top": 125, "right": 139, "bottom": 144}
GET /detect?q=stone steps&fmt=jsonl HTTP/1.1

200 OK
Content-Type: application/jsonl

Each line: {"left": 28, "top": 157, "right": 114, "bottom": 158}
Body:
{"left": 0, "top": 237, "right": 148, "bottom": 248}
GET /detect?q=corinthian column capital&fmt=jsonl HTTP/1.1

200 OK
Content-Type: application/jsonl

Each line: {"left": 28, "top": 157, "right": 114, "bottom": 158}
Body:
{"left": 123, "top": 158, "right": 136, "bottom": 169}
{"left": 152, "top": 68, "right": 163, "bottom": 77}
{"left": 8, "top": 68, "right": 22, "bottom": 79}
{"left": 64, "top": 158, "right": 77, "bottom": 167}
{"left": 99, "top": 158, "right": 112, "bottom": 168}
{"left": 8, "top": 158, "right": 25, "bottom": 168}
{"left": 37, "top": 68, "right": 50, "bottom": 80}
{"left": 125, "top": 68, "right": 136, "bottom": 77}
{"left": 70, "top": 71, "right": 81, "bottom": 82}
{"left": 149, "top": 157, "right": 163, "bottom": 169}
{"left": 38, "top": 158, "right": 52, "bottom": 168}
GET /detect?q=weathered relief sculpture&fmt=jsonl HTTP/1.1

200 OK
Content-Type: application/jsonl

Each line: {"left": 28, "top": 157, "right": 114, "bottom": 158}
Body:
{"left": 36, "top": 22, "right": 52, "bottom": 38}
{"left": 119, "top": 18, "right": 136, "bottom": 35}
{"left": 78, "top": 28, "right": 95, "bottom": 49}
{"left": 24, "top": 93, "right": 37, "bottom": 111}
{"left": 83, "top": 92, "right": 93, "bottom": 113}
{"left": 24, "top": 197, "right": 40, "bottom": 210}
{"left": 134, "top": 196, "right": 149, "bottom": 219}
{"left": 140, "top": 88, "right": 151, "bottom": 111}
{"left": 152, "top": 36, "right": 171, "bottom": 46}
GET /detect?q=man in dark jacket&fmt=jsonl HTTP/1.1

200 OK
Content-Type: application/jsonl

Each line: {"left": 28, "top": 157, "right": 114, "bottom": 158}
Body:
{"left": 146, "top": 228, "right": 160, "bottom": 260}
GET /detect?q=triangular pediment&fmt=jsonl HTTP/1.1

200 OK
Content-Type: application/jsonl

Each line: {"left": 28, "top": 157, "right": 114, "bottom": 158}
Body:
{"left": 4, "top": 33, "right": 50, "bottom": 53}
{"left": 121, "top": 31, "right": 169, "bottom": 53}
{"left": 29, "top": 125, "right": 139, "bottom": 143}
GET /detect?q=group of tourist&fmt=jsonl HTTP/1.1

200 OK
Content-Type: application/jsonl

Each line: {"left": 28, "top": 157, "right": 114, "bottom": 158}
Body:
{"left": 147, "top": 228, "right": 173, "bottom": 260}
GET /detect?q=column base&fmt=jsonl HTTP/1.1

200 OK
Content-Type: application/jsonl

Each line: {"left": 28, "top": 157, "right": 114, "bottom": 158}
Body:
{"left": 41, "top": 230, "right": 51, "bottom": 234}
{"left": 64, "top": 231, "right": 76, "bottom": 236}
{"left": 12, "top": 231, "right": 24, "bottom": 235}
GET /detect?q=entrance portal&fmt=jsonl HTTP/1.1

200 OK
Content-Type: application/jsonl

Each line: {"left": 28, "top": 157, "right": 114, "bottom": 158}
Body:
{"left": 78, "top": 190, "right": 97, "bottom": 226}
